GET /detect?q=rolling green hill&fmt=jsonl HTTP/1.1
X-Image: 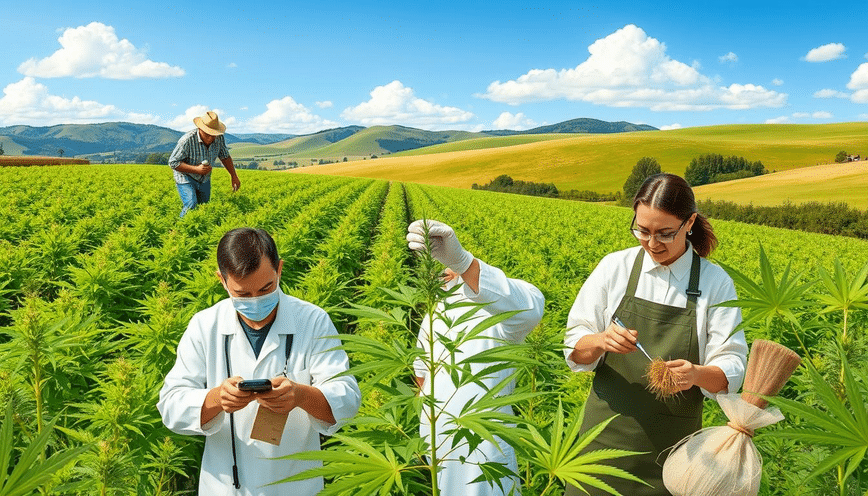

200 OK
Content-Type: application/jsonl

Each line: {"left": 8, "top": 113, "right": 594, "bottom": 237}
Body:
{"left": 0, "top": 122, "right": 183, "bottom": 157}
{"left": 0, "top": 122, "right": 294, "bottom": 159}
{"left": 230, "top": 126, "right": 364, "bottom": 158}
{"left": 0, "top": 118, "right": 655, "bottom": 163}
{"left": 317, "top": 125, "right": 484, "bottom": 156}
{"left": 227, "top": 118, "right": 656, "bottom": 161}
{"left": 291, "top": 122, "right": 868, "bottom": 198}
{"left": 229, "top": 125, "right": 489, "bottom": 160}
{"left": 391, "top": 134, "right": 580, "bottom": 157}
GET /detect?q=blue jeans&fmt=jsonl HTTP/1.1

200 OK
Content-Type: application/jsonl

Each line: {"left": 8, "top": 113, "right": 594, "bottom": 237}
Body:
{"left": 176, "top": 180, "right": 211, "bottom": 218}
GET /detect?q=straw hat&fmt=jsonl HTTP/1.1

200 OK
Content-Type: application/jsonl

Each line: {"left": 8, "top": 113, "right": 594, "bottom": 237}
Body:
{"left": 194, "top": 111, "right": 226, "bottom": 136}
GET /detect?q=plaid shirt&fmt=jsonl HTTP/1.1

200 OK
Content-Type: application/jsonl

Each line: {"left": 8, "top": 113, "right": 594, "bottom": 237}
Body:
{"left": 168, "top": 129, "right": 231, "bottom": 184}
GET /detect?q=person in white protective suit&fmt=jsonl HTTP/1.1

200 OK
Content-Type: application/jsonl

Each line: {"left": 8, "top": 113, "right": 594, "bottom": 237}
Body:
{"left": 407, "top": 219, "right": 545, "bottom": 496}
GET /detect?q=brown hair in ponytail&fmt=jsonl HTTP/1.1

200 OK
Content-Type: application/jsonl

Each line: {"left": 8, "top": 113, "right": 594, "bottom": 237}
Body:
{"left": 632, "top": 173, "right": 718, "bottom": 257}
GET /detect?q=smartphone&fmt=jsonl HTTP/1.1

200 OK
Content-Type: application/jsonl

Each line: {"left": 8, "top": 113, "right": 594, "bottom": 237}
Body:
{"left": 237, "top": 379, "right": 273, "bottom": 392}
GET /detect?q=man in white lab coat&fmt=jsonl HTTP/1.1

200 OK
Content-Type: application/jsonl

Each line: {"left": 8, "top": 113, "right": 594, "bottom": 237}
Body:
{"left": 158, "top": 227, "right": 361, "bottom": 495}
{"left": 407, "top": 220, "right": 545, "bottom": 496}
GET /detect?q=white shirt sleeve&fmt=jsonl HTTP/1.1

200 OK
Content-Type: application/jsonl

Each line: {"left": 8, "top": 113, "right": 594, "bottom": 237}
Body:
{"left": 157, "top": 315, "right": 219, "bottom": 436}
{"left": 306, "top": 313, "right": 362, "bottom": 436}
{"left": 458, "top": 260, "right": 545, "bottom": 342}
{"left": 700, "top": 267, "right": 748, "bottom": 396}
{"left": 563, "top": 253, "right": 616, "bottom": 372}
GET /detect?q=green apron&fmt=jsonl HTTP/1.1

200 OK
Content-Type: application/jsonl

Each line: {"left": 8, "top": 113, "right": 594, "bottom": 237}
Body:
{"left": 567, "top": 250, "right": 704, "bottom": 496}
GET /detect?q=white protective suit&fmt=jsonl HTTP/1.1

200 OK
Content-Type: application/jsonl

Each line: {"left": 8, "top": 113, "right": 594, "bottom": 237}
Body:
{"left": 158, "top": 290, "right": 361, "bottom": 495}
{"left": 414, "top": 260, "right": 544, "bottom": 496}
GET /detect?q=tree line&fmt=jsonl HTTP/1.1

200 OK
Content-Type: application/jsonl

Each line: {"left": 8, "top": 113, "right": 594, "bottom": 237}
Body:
{"left": 697, "top": 199, "right": 868, "bottom": 239}
{"left": 472, "top": 174, "right": 620, "bottom": 202}
{"left": 684, "top": 153, "right": 767, "bottom": 186}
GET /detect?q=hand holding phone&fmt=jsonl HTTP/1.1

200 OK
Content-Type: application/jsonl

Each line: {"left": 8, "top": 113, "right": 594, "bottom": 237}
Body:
{"left": 237, "top": 379, "right": 273, "bottom": 392}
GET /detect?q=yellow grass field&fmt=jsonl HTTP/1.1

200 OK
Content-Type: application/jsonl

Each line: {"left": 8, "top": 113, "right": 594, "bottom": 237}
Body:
{"left": 694, "top": 161, "right": 868, "bottom": 209}
{"left": 289, "top": 123, "right": 867, "bottom": 196}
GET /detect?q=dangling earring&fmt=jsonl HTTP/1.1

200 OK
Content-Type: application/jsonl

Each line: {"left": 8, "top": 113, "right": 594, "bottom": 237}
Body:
{"left": 688, "top": 230, "right": 692, "bottom": 235}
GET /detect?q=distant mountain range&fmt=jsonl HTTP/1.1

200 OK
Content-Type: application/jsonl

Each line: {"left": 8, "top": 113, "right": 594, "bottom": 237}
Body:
{"left": 0, "top": 118, "right": 657, "bottom": 160}
{"left": 483, "top": 118, "right": 658, "bottom": 135}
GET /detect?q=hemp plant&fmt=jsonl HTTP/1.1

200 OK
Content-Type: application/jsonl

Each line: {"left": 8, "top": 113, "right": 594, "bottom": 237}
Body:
{"left": 274, "top": 221, "right": 642, "bottom": 495}
{"left": 719, "top": 247, "right": 868, "bottom": 495}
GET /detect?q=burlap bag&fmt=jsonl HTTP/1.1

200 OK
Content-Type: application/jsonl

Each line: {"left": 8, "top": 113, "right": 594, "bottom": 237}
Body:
{"left": 662, "top": 340, "right": 800, "bottom": 496}
{"left": 662, "top": 393, "right": 783, "bottom": 496}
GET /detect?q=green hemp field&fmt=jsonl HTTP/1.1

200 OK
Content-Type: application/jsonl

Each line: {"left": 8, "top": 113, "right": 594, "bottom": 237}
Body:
{"left": 2, "top": 164, "right": 868, "bottom": 495}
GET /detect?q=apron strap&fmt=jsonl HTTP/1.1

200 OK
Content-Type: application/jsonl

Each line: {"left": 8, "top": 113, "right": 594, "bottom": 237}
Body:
{"left": 686, "top": 251, "right": 702, "bottom": 309}
{"left": 624, "top": 249, "right": 645, "bottom": 298}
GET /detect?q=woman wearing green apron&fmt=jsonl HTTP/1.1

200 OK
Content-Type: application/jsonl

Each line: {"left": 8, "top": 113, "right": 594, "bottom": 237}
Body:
{"left": 564, "top": 174, "right": 748, "bottom": 496}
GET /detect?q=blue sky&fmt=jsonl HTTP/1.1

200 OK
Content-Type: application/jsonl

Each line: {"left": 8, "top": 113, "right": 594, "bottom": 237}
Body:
{"left": 2, "top": 0, "right": 867, "bottom": 134}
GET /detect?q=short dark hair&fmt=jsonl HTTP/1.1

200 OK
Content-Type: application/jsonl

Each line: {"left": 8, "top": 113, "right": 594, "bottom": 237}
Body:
{"left": 217, "top": 228, "right": 280, "bottom": 279}
{"left": 632, "top": 173, "right": 718, "bottom": 257}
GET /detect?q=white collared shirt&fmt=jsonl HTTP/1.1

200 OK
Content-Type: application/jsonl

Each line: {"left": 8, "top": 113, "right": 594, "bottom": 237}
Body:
{"left": 563, "top": 245, "right": 747, "bottom": 398}
{"left": 157, "top": 290, "right": 360, "bottom": 495}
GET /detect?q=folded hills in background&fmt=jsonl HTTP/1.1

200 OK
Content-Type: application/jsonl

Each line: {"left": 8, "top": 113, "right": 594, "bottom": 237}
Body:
{"left": 0, "top": 118, "right": 657, "bottom": 162}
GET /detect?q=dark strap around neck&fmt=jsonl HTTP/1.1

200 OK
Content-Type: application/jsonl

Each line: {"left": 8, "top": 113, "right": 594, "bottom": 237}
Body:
{"left": 222, "top": 333, "right": 292, "bottom": 491}
{"left": 686, "top": 251, "right": 702, "bottom": 305}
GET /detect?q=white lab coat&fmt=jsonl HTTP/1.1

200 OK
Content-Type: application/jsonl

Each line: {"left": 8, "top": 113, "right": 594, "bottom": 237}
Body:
{"left": 415, "top": 260, "right": 545, "bottom": 496}
{"left": 158, "top": 290, "right": 361, "bottom": 495}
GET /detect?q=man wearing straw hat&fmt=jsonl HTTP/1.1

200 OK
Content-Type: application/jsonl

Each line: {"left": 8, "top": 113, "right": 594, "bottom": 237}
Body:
{"left": 168, "top": 110, "right": 241, "bottom": 217}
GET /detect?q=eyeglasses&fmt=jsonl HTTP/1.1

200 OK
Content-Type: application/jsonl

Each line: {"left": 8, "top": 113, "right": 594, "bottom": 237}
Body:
{"left": 630, "top": 214, "right": 687, "bottom": 244}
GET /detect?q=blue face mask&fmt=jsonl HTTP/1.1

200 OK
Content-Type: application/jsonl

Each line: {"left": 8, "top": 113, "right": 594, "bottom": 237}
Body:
{"left": 229, "top": 287, "right": 280, "bottom": 321}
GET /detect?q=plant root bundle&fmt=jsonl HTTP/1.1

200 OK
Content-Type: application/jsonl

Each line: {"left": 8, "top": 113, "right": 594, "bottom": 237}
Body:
{"left": 662, "top": 340, "right": 802, "bottom": 496}
{"left": 645, "top": 357, "right": 681, "bottom": 400}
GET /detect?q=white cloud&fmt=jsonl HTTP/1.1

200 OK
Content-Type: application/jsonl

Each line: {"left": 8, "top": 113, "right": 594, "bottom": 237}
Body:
{"left": 492, "top": 111, "right": 537, "bottom": 130}
{"left": 244, "top": 97, "right": 337, "bottom": 134}
{"left": 772, "top": 78, "right": 784, "bottom": 86}
{"left": 719, "top": 52, "right": 738, "bottom": 64}
{"left": 769, "top": 111, "right": 833, "bottom": 123}
{"left": 478, "top": 24, "right": 786, "bottom": 111}
{"left": 848, "top": 63, "right": 868, "bottom": 103}
{"left": 342, "top": 80, "right": 474, "bottom": 129}
{"left": 166, "top": 105, "right": 236, "bottom": 132}
{"left": 0, "top": 77, "right": 159, "bottom": 126}
{"left": 853, "top": 90, "right": 868, "bottom": 104}
{"left": 315, "top": 101, "right": 333, "bottom": 109}
{"left": 860, "top": 113, "right": 868, "bottom": 119}
{"left": 804, "top": 43, "right": 846, "bottom": 62}
{"left": 18, "top": 22, "right": 184, "bottom": 79}
{"left": 227, "top": 62, "right": 238, "bottom": 68}
{"left": 847, "top": 63, "right": 868, "bottom": 87}
{"left": 660, "top": 123, "right": 682, "bottom": 130}
{"left": 814, "top": 88, "right": 848, "bottom": 98}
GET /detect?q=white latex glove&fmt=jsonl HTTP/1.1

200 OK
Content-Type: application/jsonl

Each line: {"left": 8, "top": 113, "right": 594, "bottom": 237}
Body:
{"left": 406, "top": 219, "right": 474, "bottom": 274}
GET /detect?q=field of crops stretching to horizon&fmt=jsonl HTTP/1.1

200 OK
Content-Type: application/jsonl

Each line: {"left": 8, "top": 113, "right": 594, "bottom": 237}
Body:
{"left": 290, "top": 122, "right": 868, "bottom": 195}
{"left": 4, "top": 164, "right": 868, "bottom": 494}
